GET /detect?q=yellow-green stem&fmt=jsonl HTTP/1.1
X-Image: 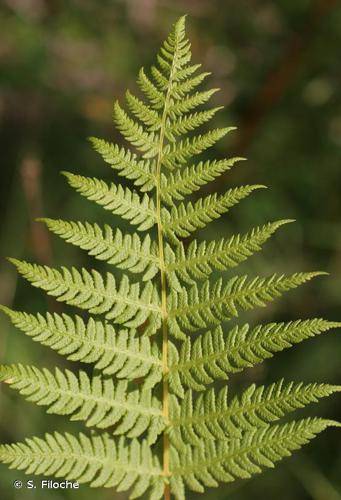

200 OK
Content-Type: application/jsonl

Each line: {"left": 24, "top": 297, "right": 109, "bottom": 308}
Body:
{"left": 156, "top": 89, "right": 171, "bottom": 500}
{"left": 154, "top": 25, "right": 181, "bottom": 500}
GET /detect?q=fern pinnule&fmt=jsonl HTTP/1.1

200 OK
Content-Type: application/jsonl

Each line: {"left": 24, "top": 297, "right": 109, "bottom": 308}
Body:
{"left": 0, "top": 305, "right": 162, "bottom": 389}
{"left": 0, "top": 364, "right": 165, "bottom": 444}
{"left": 89, "top": 137, "right": 155, "bottom": 191}
{"left": 168, "top": 320, "right": 341, "bottom": 397}
{"left": 38, "top": 218, "right": 159, "bottom": 280}
{"left": 168, "top": 381, "right": 341, "bottom": 446}
{"left": 0, "top": 15, "right": 340, "bottom": 500}
{"left": 161, "top": 156, "right": 245, "bottom": 205}
{"left": 170, "top": 418, "right": 341, "bottom": 494}
{"left": 62, "top": 171, "right": 157, "bottom": 231}
{"left": 0, "top": 433, "right": 164, "bottom": 496}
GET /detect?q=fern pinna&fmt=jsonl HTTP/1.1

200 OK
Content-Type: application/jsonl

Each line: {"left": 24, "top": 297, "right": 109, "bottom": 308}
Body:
{"left": 0, "top": 16, "right": 340, "bottom": 500}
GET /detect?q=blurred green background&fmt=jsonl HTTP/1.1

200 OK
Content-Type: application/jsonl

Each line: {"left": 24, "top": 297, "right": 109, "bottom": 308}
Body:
{"left": 0, "top": 0, "right": 341, "bottom": 499}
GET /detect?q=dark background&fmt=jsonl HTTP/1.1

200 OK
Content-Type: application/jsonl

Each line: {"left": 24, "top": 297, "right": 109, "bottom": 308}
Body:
{"left": 0, "top": 0, "right": 340, "bottom": 499}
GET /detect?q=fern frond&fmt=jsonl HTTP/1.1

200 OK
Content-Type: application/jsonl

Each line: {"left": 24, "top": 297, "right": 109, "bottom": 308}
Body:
{"left": 0, "top": 365, "right": 165, "bottom": 443}
{"left": 166, "top": 219, "right": 291, "bottom": 284}
{"left": 168, "top": 320, "right": 340, "bottom": 395}
{"left": 161, "top": 157, "right": 244, "bottom": 205}
{"left": 162, "top": 185, "right": 264, "bottom": 243}
{"left": 169, "top": 272, "right": 326, "bottom": 337}
{"left": 171, "top": 418, "right": 340, "bottom": 493}
{"left": 161, "top": 128, "right": 234, "bottom": 170}
{"left": 40, "top": 219, "right": 159, "bottom": 281}
{"left": 0, "top": 432, "right": 164, "bottom": 498}
{"left": 169, "top": 381, "right": 341, "bottom": 446}
{"left": 89, "top": 137, "right": 156, "bottom": 192}
{"left": 113, "top": 101, "right": 159, "bottom": 158}
{"left": 62, "top": 172, "right": 156, "bottom": 231}
{"left": 0, "top": 306, "right": 162, "bottom": 389}
{"left": 9, "top": 259, "right": 161, "bottom": 333}
{"left": 1, "top": 16, "right": 339, "bottom": 500}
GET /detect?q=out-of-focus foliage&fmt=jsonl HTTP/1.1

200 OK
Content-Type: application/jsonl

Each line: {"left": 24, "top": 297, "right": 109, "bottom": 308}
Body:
{"left": 0, "top": 1, "right": 340, "bottom": 499}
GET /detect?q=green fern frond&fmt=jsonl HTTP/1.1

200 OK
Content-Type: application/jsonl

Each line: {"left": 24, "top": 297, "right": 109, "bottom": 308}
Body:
{"left": 39, "top": 218, "right": 159, "bottom": 280}
{"left": 8, "top": 259, "right": 160, "bottom": 333}
{"left": 168, "top": 320, "right": 340, "bottom": 395}
{"left": 169, "top": 272, "right": 324, "bottom": 337}
{"left": 171, "top": 418, "right": 340, "bottom": 494}
{"left": 0, "top": 433, "right": 164, "bottom": 498}
{"left": 162, "top": 185, "right": 265, "bottom": 243}
{"left": 0, "top": 306, "right": 162, "bottom": 388}
{"left": 166, "top": 219, "right": 292, "bottom": 284}
{"left": 161, "top": 157, "right": 245, "bottom": 205}
{"left": 1, "top": 15, "right": 339, "bottom": 500}
{"left": 62, "top": 172, "right": 156, "bottom": 230}
{"left": 89, "top": 137, "right": 155, "bottom": 192}
{"left": 168, "top": 381, "right": 341, "bottom": 446}
{"left": 0, "top": 364, "right": 165, "bottom": 443}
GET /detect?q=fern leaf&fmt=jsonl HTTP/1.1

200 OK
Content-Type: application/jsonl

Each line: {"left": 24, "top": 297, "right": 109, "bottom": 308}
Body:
{"left": 168, "top": 320, "right": 340, "bottom": 395}
{"left": 166, "top": 219, "right": 291, "bottom": 284}
{"left": 161, "top": 156, "right": 244, "bottom": 205}
{"left": 167, "top": 88, "right": 219, "bottom": 117}
{"left": 89, "top": 137, "right": 156, "bottom": 192}
{"left": 9, "top": 259, "right": 161, "bottom": 333}
{"left": 0, "top": 365, "right": 165, "bottom": 444}
{"left": 168, "top": 272, "right": 326, "bottom": 337}
{"left": 40, "top": 219, "right": 159, "bottom": 280}
{"left": 113, "top": 101, "right": 159, "bottom": 158}
{"left": 161, "top": 128, "right": 234, "bottom": 170}
{"left": 165, "top": 107, "right": 222, "bottom": 140}
{"left": 170, "top": 72, "right": 211, "bottom": 99}
{"left": 171, "top": 418, "right": 340, "bottom": 492}
{"left": 169, "top": 381, "right": 341, "bottom": 446}
{"left": 1, "top": 16, "right": 340, "bottom": 500}
{"left": 62, "top": 172, "right": 156, "bottom": 231}
{"left": 0, "top": 432, "right": 164, "bottom": 497}
{"left": 125, "top": 90, "right": 161, "bottom": 130}
{"left": 138, "top": 68, "right": 165, "bottom": 110}
{"left": 162, "top": 185, "right": 264, "bottom": 242}
{"left": 0, "top": 306, "right": 162, "bottom": 389}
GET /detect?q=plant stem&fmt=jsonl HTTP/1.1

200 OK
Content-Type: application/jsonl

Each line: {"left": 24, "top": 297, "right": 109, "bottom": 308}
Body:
{"left": 155, "top": 79, "right": 171, "bottom": 500}
{"left": 155, "top": 24, "right": 181, "bottom": 500}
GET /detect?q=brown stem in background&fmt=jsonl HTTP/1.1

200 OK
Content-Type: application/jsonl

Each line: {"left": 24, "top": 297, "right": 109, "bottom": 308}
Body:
{"left": 20, "top": 155, "right": 60, "bottom": 312}
{"left": 20, "top": 156, "right": 53, "bottom": 265}
{"left": 233, "top": 0, "right": 337, "bottom": 155}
